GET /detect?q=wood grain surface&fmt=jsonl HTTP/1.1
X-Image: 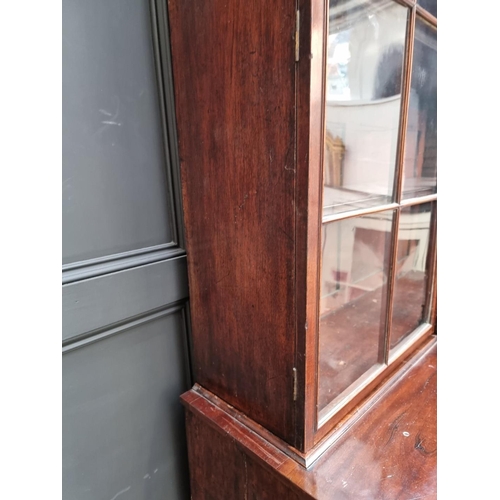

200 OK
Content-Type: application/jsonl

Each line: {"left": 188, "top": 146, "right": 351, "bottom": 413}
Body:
{"left": 182, "top": 339, "right": 437, "bottom": 499}
{"left": 167, "top": 0, "right": 298, "bottom": 444}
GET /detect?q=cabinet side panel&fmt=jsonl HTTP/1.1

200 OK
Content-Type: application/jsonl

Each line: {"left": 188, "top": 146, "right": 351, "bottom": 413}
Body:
{"left": 185, "top": 411, "right": 246, "bottom": 499}
{"left": 185, "top": 410, "right": 310, "bottom": 500}
{"left": 167, "top": 0, "right": 297, "bottom": 442}
{"left": 246, "top": 459, "right": 305, "bottom": 500}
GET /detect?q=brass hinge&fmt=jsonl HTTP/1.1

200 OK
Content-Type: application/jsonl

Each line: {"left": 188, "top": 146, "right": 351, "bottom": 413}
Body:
{"left": 295, "top": 9, "right": 300, "bottom": 62}
{"left": 293, "top": 367, "right": 298, "bottom": 401}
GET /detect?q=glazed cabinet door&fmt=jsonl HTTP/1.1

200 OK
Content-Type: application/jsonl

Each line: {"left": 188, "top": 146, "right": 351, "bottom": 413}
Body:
{"left": 302, "top": 0, "right": 437, "bottom": 445}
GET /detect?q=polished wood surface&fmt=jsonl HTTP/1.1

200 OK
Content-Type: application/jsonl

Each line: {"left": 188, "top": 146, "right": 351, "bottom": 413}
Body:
{"left": 182, "top": 339, "right": 437, "bottom": 499}
{"left": 185, "top": 411, "right": 307, "bottom": 500}
{"left": 308, "top": 343, "right": 437, "bottom": 499}
{"left": 167, "top": 0, "right": 298, "bottom": 444}
{"left": 295, "top": 0, "right": 329, "bottom": 452}
{"left": 168, "top": 0, "right": 437, "bottom": 456}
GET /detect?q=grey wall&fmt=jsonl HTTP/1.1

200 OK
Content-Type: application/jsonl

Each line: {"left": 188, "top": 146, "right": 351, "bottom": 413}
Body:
{"left": 62, "top": 0, "right": 191, "bottom": 498}
{"left": 62, "top": 309, "right": 190, "bottom": 500}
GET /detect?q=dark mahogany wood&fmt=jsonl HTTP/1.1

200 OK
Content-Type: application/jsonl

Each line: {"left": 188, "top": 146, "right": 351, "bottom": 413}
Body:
{"left": 295, "top": 0, "right": 328, "bottom": 452}
{"left": 168, "top": 0, "right": 437, "bottom": 459}
{"left": 182, "top": 339, "right": 437, "bottom": 499}
{"left": 167, "top": 0, "right": 299, "bottom": 444}
{"left": 308, "top": 342, "right": 437, "bottom": 500}
{"left": 185, "top": 410, "right": 308, "bottom": 500}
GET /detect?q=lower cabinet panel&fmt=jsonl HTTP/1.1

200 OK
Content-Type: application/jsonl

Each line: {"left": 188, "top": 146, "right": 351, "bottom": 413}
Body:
{"left": 182, "top": 341, "right": 437, "bottom": 500}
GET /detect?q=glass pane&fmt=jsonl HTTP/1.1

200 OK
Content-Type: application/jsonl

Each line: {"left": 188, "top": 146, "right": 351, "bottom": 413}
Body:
{"left": 62, "top": 0, "right": 173, "bottom": 265}
{"left": 402, "top": 19, "right": 437, "bottom": 199}
{"left": 323, "top": 0, "right": 408, "bottom": 217}
{"left": 390, "top": 202, "right": 434, "bottom": 348}
{"left": 418, "top": 0, "right": 437, "bottom": 18}
{"left": 318, "top": 210, "right": 394, "bottom": 412}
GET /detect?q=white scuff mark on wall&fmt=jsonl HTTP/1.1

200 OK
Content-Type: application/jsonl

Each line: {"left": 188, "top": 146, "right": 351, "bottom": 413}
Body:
{"left": 109, "top": 486, "right": 131, "bottom": 500}
{"left": 96, "top": 96, "right": 121, "bottom": 135}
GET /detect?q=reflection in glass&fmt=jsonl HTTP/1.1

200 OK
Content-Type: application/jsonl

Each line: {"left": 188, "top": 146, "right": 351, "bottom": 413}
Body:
{"left": 323, "top": 0, "right": 408, "bottom": 217}
{"left": 390, "top": 203, "right": 434, "bottom": 348}
{"left": 403, "top": 19, "right": 437, "bottom": 199}
{"left": 318, "top": 210, "right": 394, "bottom": 412}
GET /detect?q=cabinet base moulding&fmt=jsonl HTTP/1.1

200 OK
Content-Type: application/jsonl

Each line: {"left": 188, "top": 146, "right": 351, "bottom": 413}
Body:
{"left": 181, "top": 337, "right": 437, "bottom": 499}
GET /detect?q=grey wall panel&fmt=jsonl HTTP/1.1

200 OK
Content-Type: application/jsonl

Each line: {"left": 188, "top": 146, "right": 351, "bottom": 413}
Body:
{"left": 62, "top": 246, "right": 185, "bottom": 285}
{"left": 62, "top": 0, "right": 191, "bottom": 497}
{"left": 62, "top": 310, "right": 190, "bottom": 500}
{"left": 62, "top": 256, "right": 188, "bottom": 343}
{"left": 62, "top": 0, "right": 174, "bottom": 265}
